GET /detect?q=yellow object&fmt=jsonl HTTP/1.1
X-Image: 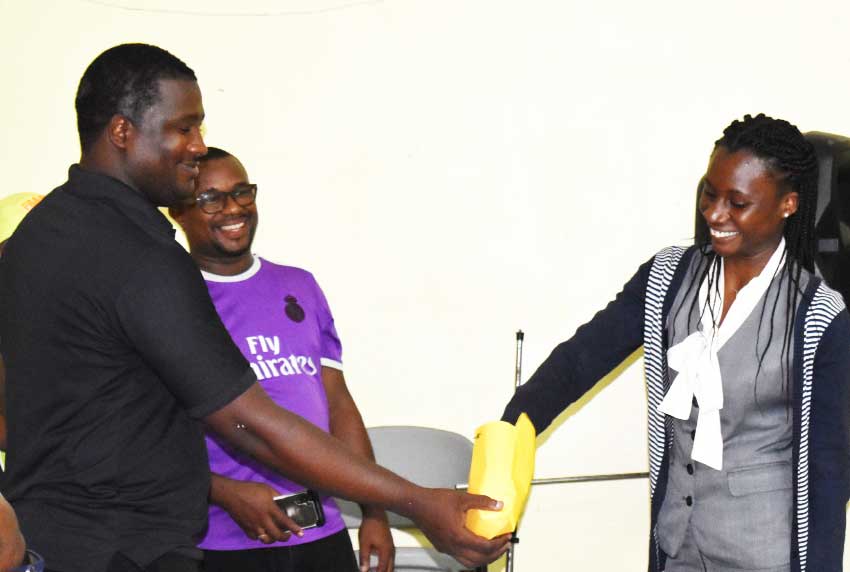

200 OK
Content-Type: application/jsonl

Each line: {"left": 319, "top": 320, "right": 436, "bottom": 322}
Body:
{"left": 0, "top": 193, "right": 43, "bottom": 244}
{"left": 465, "top": 413, "right": 536, "bottom": 538}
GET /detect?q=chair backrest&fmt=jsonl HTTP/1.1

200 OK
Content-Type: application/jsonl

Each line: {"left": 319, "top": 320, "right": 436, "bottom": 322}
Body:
{"left": 336, "top": 425, "right": 473, "bottom": 528}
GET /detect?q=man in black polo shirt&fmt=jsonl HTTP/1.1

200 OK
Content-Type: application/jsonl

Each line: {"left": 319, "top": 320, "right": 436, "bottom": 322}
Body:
{"left": 0, "top": 44, "right": 508, "bottom": 572}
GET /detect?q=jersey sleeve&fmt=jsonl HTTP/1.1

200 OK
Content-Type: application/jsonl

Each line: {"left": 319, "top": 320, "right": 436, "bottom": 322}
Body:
{"left": 311, "top": 275, "right": 343, "bottom": 371}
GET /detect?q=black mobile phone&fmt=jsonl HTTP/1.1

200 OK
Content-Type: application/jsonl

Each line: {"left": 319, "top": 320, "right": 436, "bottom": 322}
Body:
{"left": 273, "top": 490, "right": 326, "bottom": 529}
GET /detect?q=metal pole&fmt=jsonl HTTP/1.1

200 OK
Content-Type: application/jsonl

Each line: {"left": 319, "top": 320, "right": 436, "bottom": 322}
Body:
{"left": 526, "top": 472, "right": 648, "bottom": 485}
{"left": 514, "top": 330, "right": 524, "bottom": 391}
{"left": 505, "top": 330, "right": 524, "bottom": 572}
{"left": 456, "top": 472, "right": 648, "bottom": 491}
{"left": 501, "top": 331, "right": 648, "bottom": 570}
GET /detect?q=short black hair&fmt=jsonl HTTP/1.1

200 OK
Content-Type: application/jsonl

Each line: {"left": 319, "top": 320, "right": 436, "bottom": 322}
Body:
{"left": 75, "top": 43, "right": 197, "bottom": 152}
{"left": 199, "top": 147, "right": 234, "bottom": 164}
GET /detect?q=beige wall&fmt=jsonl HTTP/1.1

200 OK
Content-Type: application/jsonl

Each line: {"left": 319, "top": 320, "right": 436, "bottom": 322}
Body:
{"left": 3, "top": 0, "right": 850, "bottom": 569}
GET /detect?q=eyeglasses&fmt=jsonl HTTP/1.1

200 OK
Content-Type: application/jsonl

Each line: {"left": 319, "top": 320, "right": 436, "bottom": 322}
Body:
{"left": 195, "top": 184, "right": 258, "bottom": 214}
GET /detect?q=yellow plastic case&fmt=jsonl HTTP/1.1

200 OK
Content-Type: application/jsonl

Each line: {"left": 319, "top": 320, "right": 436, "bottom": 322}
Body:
{"left": 465, "top": 413, "right": 536, "bottom": 538}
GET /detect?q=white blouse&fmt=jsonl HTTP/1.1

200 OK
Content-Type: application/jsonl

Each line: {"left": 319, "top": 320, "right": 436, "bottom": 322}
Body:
{"left": 658, "top": 238, "right": 787, "bottom": 470}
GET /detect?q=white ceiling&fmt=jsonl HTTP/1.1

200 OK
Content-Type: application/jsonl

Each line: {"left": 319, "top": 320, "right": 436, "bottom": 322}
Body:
{"left": 79, "top": 0, "right": 384, "bottom": 17}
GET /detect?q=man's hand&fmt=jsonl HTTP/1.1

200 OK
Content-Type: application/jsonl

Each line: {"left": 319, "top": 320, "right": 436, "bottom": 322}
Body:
{"left": 358, "top": 507, "right": 395, "bottom": 572}
{"left": 0, "top": 495, "right": 24, "bottom": 572}
{"left": 210, "top": 475, "right": 303, "bottom": 544}
{"left": 407, "top": 488, "right": 510, "bottom": 568}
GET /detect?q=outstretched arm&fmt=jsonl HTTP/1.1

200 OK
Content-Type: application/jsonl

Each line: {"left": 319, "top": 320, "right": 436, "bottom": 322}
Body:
{"left": 204, "top": 384, "right": 510, "bottom": 568}
{"left": 503, "top": 256, "right": 653, "bottom": 432}
{"left": 117, "top": 252, "right": 508, "bottom": 567}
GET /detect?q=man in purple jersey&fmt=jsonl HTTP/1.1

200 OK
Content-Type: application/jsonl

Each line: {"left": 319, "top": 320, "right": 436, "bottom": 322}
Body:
{"left": 170, "top": 148, "right": 394, "bottom": 572}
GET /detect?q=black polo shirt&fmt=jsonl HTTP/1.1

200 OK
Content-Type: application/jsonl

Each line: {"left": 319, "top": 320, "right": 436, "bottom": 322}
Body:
{"left": 0, "top": 165, "right": 256, "bottom": 572}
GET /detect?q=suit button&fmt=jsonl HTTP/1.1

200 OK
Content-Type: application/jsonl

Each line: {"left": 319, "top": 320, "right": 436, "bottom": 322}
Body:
{"left": 685, "top": 496, "right": 693, "bottom": 507}
{"left": 686, "top": 464, "right": 694, "bottom": 475}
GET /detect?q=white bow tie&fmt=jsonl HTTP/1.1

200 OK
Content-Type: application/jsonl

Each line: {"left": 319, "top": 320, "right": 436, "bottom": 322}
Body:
{"left": 658, "top": 240, "right": 786, "bottom": 471}
{"left": 661, "top": 330, "right": 724, "bottom": 469}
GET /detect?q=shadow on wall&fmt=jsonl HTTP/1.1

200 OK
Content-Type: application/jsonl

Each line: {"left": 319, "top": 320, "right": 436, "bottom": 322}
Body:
{"left": 537, "top": 348, "right": 644, "bottom": 448}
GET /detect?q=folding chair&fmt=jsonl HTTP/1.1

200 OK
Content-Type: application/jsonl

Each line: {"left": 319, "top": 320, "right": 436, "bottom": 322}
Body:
{"left": 336, "top": 426, "right": 487, "bottom": 572}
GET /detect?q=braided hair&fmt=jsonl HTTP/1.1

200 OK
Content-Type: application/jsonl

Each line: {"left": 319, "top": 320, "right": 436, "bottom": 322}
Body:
{"left": 716, "top": 113, "right": 818, "bottom": 272}
{"left": 679, "top": 114, "right": 819, "bottom": 407}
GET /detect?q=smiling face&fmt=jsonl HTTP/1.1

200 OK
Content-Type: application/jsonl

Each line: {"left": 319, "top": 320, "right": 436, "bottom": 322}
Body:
{"left": 172, "top": 154, "right": 258, "bottom": 275}
{"left": 698, "top": 146, "right": 798, "bottom": 263}
{"left": 123, "top": 78, "right": 207, "bottom": 206}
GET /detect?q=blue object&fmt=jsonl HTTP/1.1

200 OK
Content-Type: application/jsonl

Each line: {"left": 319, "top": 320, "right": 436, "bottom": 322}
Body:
{"left": 10, "top": 550, "right": 44, "bottom": 572}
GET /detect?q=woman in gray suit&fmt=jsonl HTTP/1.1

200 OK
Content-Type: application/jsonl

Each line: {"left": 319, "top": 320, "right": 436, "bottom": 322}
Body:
{"left": 502, "top": 114, "right": 850, "bottom": 572}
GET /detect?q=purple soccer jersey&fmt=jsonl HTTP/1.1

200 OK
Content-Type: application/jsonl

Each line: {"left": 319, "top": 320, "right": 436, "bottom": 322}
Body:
{"left": 198, "top": 257, "right": 346, "bottom": 550}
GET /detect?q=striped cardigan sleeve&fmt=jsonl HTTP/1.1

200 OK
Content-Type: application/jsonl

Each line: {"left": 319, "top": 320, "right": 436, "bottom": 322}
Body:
{"left": 801, "top": 288, "right": 850, "bottom": 571}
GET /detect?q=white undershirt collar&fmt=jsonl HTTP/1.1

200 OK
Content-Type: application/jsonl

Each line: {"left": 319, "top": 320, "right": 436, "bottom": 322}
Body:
{"left": 201, "top": 254, "right": 262, "bottom": 283}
